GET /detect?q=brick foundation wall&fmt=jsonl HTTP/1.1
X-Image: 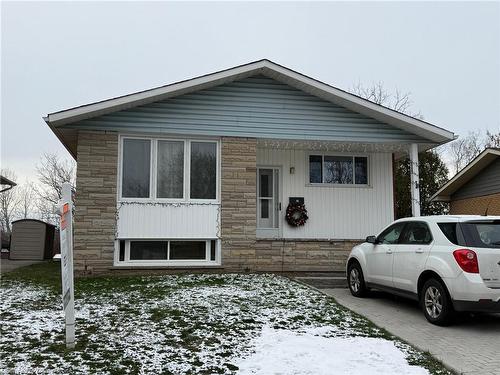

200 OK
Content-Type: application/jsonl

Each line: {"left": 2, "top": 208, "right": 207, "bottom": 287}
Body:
{"left": 73, "top": 130, "right": 118, "bottom": 274}
{"left": 220, "top": 137, "right": 258, "bottom": 270}
{"left": 450, "top": 193, "right": 500, "bottom": 215}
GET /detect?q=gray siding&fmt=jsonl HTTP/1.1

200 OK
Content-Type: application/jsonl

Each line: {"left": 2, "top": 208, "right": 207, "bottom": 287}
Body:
{"left": 10, "top": 221, "right": 46, "bottom": 260}
{"left": 452, "top": 158, "right": 500, "bottom": 200}
{"left": 66, "top": 76, "right": 427, "bottom": 144}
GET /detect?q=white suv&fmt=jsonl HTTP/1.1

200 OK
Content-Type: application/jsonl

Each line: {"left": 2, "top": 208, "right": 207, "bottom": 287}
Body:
{"left": 346, "top": 215, "right": 500, "bottom": 325}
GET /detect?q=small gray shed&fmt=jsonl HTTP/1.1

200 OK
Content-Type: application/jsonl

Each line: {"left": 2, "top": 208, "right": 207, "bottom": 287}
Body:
{"left": 10, "top": 219, "right": 57, "bottom": 260}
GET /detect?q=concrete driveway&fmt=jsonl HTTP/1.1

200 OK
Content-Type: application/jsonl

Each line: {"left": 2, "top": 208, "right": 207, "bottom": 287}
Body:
{"left": 323, "top": 288, "right": 500, "bottom": 375}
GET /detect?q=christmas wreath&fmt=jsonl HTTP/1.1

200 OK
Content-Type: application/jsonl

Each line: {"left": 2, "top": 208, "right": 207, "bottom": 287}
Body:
{"left": 286, "top": 203, "right": 309, "bottom": 227}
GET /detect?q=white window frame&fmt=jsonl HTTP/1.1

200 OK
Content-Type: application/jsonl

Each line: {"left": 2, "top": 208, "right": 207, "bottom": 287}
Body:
{"left": 306, "top": 152, "right": 371, "bottom": 187}
{"left": 119, "top": 136, "right": 154, "bottom": 201}
{"left": 188, "top": 140, "right": 220, "bottom": 203}
{"left": 117, "top": 238, "right": 221, "bottom": 267}
{"left": 118, "top": 135, "right": 220, "bottom": 203}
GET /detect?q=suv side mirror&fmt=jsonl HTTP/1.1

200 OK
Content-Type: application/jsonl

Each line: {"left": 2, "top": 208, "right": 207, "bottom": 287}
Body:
{"left": 366, "top": 235, "right": 378, "bottom": 244}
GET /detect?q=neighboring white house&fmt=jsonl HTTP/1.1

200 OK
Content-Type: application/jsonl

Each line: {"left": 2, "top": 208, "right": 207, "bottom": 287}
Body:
{"left": 43, "top": 60, "right": 455, "bottom": 274}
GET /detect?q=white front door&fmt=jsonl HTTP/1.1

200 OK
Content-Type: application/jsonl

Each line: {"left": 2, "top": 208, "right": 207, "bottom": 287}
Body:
{"left": 257, "top": 167, "right": 281, "bottom": 238}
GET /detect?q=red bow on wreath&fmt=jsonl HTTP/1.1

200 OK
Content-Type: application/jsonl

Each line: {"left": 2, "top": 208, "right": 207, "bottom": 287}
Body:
{"left": 286, "top": 203, "right": 309, "bottom": 227}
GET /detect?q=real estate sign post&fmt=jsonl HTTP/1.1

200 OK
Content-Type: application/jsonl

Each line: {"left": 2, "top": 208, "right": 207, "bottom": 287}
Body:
{"left": 59, "top": 182, "right": 75, "bottom": 348}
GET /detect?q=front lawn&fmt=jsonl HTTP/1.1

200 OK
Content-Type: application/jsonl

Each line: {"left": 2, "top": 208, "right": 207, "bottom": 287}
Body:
{"left": 1, "top": 262, "right": 452, "bottom": 374}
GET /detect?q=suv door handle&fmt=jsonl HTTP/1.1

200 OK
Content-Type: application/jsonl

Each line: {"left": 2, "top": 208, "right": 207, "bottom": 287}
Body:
{"left": 415, "top": 249, "right": 424, "bottom": 254}
{"left": 386, "top": 249, "right": 393, "bottom": 254}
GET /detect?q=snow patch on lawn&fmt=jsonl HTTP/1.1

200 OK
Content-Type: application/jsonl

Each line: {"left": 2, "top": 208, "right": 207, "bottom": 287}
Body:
{"left": 235, "top": 326, "right": 429, "bottom": 375}
{"left": 236, "top": 326, "right": 429, "bottom": 375}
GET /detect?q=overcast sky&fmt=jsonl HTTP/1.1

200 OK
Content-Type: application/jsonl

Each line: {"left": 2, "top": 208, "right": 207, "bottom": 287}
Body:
{"left": 2, "top": 1, "right": 499, "bottom": 183}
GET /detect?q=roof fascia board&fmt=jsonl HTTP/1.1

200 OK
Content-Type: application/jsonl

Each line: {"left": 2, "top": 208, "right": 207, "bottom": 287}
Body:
{"left": 49, "top": 125, "right": 78, "bottom": 159}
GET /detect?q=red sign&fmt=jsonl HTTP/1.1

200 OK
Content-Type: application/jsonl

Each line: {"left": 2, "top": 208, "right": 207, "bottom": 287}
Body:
{"left": 60, "top": 203, "right": 69, "bottom": 230}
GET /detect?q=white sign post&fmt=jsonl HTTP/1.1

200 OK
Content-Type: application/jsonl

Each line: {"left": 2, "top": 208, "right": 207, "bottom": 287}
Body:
{"left": 59, "top": 182, "right": 75, "bottom": 348}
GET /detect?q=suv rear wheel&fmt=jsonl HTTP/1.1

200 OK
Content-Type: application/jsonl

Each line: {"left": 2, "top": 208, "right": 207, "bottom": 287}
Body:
{"left": 420, "top": 278, "right": 454, "bottom": 326}
{"left": 347, "top": 262, "right": 368, "bottom": 297}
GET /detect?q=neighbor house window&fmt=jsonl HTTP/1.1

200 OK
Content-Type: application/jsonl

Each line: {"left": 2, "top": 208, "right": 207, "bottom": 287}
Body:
{"left": 120, "top": 137, "right": 218, "bottom": 200}
{"left": 309, "top": 155, "right": 368, "bottom": 185}
{"left": 123, "top": 239, "right": 218, "bottom": 262}
{"left": 122, "top": 139, "right": 151, "bottom": 198}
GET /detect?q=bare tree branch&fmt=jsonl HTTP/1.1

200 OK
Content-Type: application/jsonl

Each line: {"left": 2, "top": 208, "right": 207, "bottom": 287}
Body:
{"left": 446, "top": 130, "right": 489, "bottom": 175}
{"left": 15, "top": 181, "right": 37, "bottom": 220}
{"left": 35, "top": 153, "right": 76, "bottom": 223}
{"left": 0, "top": 169, "right": 20, "bottom": 232}
{"left": 349, "top": 81, "right": 422, "bottom": 119}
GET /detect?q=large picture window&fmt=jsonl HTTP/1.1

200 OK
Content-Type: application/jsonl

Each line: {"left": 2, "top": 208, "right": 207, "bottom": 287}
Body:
{"left": 190, "top": 142, "right": 217, "bottom": 200}
{"left": 308, "top": 154, "right": 368, "bottom": 185}
{"left": 120, "top": 137, "right": 218, "bottom": 200}
{"left": 157, "top": 140, "right": 184, "bottom": 199}
{"left": 122, "top": 139, "right": 151, "bottom": 198}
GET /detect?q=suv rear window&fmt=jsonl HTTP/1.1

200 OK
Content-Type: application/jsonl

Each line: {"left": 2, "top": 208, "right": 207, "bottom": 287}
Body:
{"left": 438, "top": 223, "right": 461, "bottom": 245}
{"left": 438, "top": 221, "right": 500, "bottom": 248}
{"left": 462, "top": 221, "right": 500, "bottom": 248}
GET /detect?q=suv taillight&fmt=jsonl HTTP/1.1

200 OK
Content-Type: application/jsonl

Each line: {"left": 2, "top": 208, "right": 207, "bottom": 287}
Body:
{"left": 453, "top": 249, "right": 479, "bottom": 273}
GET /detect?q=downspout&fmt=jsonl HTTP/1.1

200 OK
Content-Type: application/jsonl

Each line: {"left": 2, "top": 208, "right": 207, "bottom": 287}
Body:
{"left": 409, "top": 143, "right": 421, "bottom": 217}
{"left": 392, "top": 153, "right": 397, "bottom": 219}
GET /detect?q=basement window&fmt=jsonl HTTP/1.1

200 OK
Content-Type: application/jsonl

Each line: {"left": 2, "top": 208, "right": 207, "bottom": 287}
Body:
{"left": 119, "top": 239, "right": 219, "bottom": 265}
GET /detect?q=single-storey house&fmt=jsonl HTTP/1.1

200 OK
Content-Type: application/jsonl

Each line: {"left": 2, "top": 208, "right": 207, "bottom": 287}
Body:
{"left": 43, "top": 60, "right": 455, "bottom": 274}
{"left": 432, "top": 148, "right": 500, "bottom": 215}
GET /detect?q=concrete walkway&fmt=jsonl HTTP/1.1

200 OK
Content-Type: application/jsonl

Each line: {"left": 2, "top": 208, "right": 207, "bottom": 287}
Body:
{"left": 323, "top": 288, "right": 500, "bottom": 375}
{"left": 0, "top": 259, "right": 44, "bottom": 273}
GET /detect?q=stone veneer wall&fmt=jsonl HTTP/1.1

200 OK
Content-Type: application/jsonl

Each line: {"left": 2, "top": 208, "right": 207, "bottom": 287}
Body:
{"left": 253, "top": 239, "right": 361, "bottom": 272}
{"left": 220, "top": 137, "right": 258, "bottom": 270}
{"left": 219, "top": 136, "right": 359, "bottom": 273}
{"left": 450, "top": 193, "right": 500, "bottom": 216}
{"left": 73, "top": 130, "right": 118, "bottom": 274}
{"left": 72, "top": 133, "right": 359, "bottom": 274}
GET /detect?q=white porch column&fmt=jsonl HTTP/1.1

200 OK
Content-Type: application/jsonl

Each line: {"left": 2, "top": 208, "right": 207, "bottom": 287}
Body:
{"left": 409, "top": 143, "right": 421, "bottom": 217}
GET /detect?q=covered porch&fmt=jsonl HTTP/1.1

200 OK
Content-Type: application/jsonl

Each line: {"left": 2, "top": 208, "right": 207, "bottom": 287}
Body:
{"left": 254, "top": 139, "right": 423, "bottom": 242}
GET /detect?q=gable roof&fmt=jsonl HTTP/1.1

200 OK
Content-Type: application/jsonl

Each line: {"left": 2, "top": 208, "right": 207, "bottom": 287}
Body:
{"left": 43, "top": 59, "right": 455, "bottom": 158}
{"left": 431, "top": 148, "right": 500, "bottom": 202}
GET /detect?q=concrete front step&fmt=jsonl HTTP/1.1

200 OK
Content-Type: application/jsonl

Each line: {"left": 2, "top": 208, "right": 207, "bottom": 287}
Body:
{"left": 285, "top": 271, "right": 345, "bottom": 277}
{"left": 295, "top": 276, "right": 348, "bottom": 289}
{"left": 295, "top": 276, "right": 345, "bottom": 280}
